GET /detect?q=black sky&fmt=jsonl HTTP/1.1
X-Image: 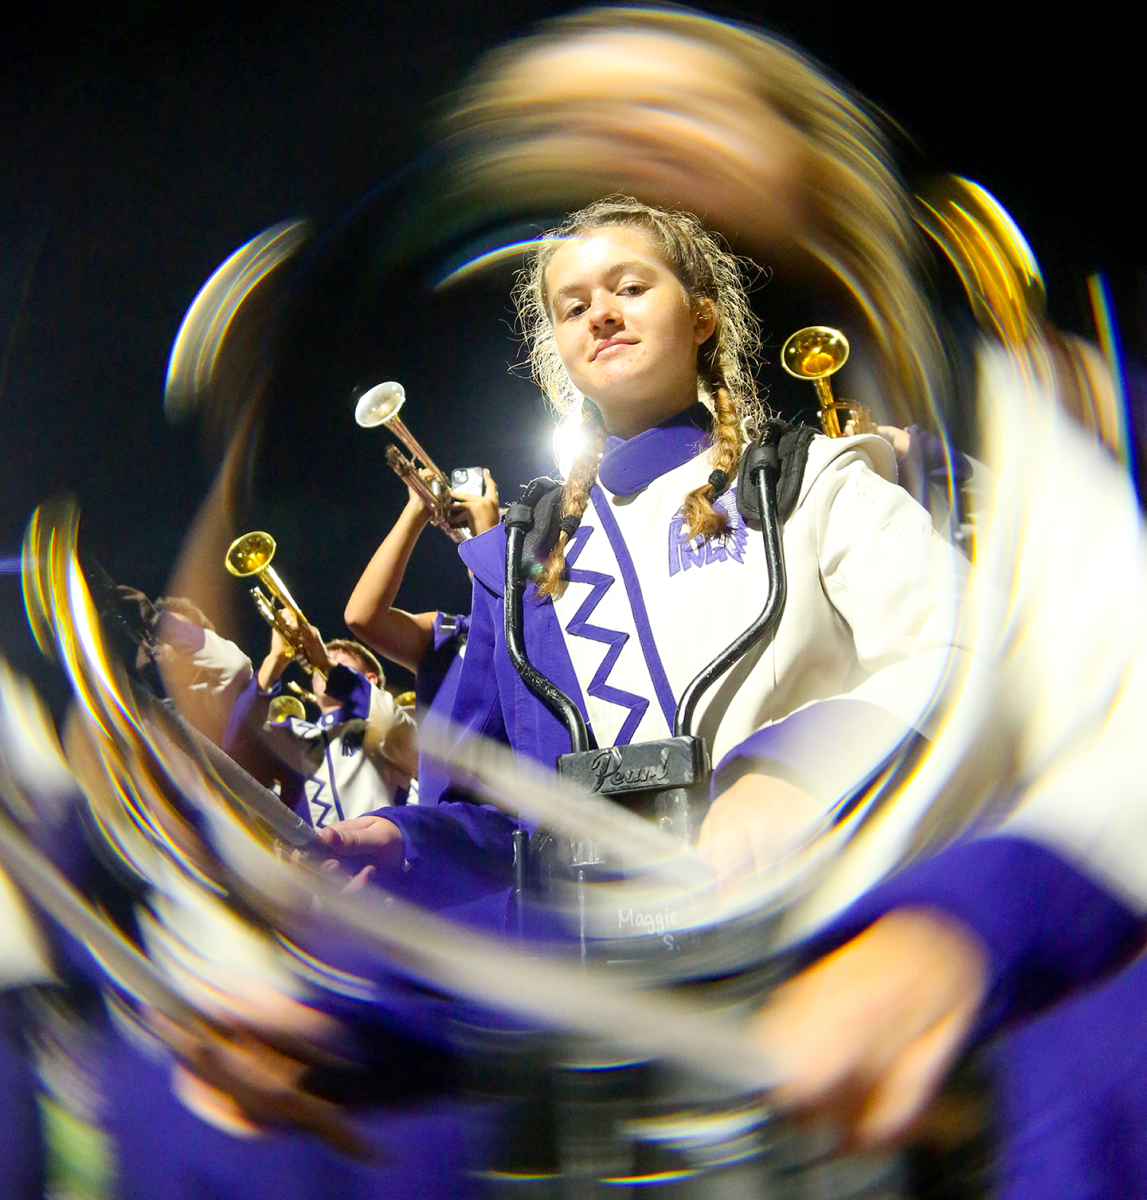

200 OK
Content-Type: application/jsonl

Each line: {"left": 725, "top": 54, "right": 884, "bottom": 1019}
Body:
{"left": 2, "top": 1, "right": 1141, "bottom": 706}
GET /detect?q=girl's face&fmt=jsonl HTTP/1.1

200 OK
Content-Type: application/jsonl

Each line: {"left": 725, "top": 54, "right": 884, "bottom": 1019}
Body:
{"left": 544, "top": 225, "right": 715, "bottom": 439}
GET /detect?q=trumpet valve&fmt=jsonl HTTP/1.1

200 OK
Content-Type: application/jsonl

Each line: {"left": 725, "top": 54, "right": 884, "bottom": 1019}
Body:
{"left": 384, "top": 444, "right": 416, "bottom": 478}
{"left": 287, "top": 680, "right": 320, "bottom": 706}
{"left": 250, "top": 587, "right": 275, "bottom": 624}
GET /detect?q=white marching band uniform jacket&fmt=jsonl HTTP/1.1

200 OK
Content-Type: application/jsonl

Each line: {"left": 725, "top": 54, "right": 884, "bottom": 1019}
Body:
{"left": 452, "top": 404, "right": 973, "bottom": 819}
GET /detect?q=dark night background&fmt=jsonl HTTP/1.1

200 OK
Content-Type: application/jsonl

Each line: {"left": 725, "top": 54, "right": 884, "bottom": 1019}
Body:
{"left": 2, "top": 1, "right": 1142, "bottom": 712}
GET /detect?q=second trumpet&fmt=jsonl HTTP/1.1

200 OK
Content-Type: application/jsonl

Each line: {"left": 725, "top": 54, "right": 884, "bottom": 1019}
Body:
{"left": 224, "top": 531, "right": 327, "bottom": 678}
{"left": 355, "top": 381, "right": 471, "bottom": 543}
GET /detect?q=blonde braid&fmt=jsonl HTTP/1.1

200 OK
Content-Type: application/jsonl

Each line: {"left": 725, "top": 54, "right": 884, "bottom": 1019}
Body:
{"left": 536, "top": 402, "right": 607, "bottom": 599}
{"left": 678, "top": 386, "right": 744, "bottom": 541}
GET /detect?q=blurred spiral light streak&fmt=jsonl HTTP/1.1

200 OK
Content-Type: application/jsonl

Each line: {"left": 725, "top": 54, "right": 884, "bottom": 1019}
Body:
{"left": 915, "top": 174, "right": 1046, "bottom": 347}
{"left": 163, "top": 219, "right": 311, "bottom": 424}
{"left": 1086, "top": 271, "right": 1134, "bottom": 477}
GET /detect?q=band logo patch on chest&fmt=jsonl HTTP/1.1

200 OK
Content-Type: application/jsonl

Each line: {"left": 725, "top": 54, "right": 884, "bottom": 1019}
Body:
{"left": 667, "top": 489, "right": 748, "bottom": 576}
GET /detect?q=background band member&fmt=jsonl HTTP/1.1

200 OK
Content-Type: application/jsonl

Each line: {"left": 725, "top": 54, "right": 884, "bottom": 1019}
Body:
{"left": 150, "top": 596, "right": 255, "bottom": 744}
{"left": 345, "top": 468, "right": 500, "bottom": 808}
{"left": 103, "top": 587, "right": 255, "bottom": 746}
{"left": 225, "top": 618, "right": 417, "bottom": 830}
{"left": 345, "top": 468, "right": 496, "bottom": 705}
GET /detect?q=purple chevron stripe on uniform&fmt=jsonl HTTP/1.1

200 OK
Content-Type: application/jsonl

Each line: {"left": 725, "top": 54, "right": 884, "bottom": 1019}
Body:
{"left": 306, "top": 777, "right": 335, "bottom": 828}
{"left": 589, "top": 485, "right": 678, "bottom": 729}
{"left": 563, "top": 524, "right": 649, "bottom": 745}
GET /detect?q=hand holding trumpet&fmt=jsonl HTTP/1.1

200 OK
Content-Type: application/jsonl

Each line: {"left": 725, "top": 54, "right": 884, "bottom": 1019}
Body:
{"left": 256, "top": 609, "right": 330, "bottom": 693}
{"left": 225, "top": 531, "right": 328, "bottom": 677}
{"left": 403, "top": 466, "right": 500, "bottom": 538}
{"left": 356, "top": 381, "right": 495, "bottom": 544}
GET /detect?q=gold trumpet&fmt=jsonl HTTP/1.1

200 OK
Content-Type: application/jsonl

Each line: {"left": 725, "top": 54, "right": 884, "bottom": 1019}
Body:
{"left": 266, "top": 681, "right": 320, "bottom": 725}
{"left": 780, "top": 326, "right": 874, "bottom": 438}
{"left": 224, "top": 532, "right": 327, "bottom": 678}
{"left": 267, "top": 694, "right": 307, "bottom": 724}
{"left": 355, "top": 381, "right": 469, "bottom": 544}
{"left": 287, "top": 680, "right": 320, "bottom": 705}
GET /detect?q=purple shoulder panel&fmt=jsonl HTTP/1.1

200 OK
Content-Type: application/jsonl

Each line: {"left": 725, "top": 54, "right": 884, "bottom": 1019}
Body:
{"left": 323, "top": 662, "right": 373, "bottom": 722}
{"left": 458, "top": 523, "right": 506, "bottom": 596}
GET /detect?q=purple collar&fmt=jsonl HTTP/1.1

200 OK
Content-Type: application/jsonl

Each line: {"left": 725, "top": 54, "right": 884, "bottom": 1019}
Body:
{"left": 596, "top": 403, "right": 713, "bottom": 495}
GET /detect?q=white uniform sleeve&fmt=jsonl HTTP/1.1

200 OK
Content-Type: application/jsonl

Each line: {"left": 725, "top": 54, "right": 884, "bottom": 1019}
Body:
{"left": 788, "top": 345, "right": 1147, "bottom": 935}
{"left": 813, "top": 450, "right": 973, "bottom": 736}
{"left": 365, "top": 687, "right": 419, "bottom": 783}
{"left": 188, "top": 628, "right": 254, "bottom": 710}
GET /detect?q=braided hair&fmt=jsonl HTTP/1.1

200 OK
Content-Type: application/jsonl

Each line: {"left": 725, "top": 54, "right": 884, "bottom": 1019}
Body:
{"left": 514, "top": 196, "right": 763, "bottom": 598}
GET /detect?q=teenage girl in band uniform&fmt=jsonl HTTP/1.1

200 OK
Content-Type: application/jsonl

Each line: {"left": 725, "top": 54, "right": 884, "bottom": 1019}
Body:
{"left": 317, "top": 196, "right": 970, "bottom": 912}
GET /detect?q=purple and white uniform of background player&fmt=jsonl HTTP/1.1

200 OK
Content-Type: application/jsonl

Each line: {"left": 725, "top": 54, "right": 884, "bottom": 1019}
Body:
{"left": 407, "top": 611, "right": 470, "bottom": 809}
{"left": 227, "top": 664, "right": 417, "bottom": 830}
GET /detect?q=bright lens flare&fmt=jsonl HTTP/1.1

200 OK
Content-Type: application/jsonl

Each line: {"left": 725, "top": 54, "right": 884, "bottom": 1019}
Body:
{"left": 553, "top": 399, "right": 587, "bottom": 480}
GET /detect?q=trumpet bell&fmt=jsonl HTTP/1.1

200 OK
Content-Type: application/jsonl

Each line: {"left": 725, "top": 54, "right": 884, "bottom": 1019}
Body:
{"left": 225, "top": 531, "right": 276, "bottom": 577}
{"left": 355, "top": 381, "right": 405, "bottom": 428}
{"left": 780, "top": 326, "right": 850, "bottom": 381}
{"left": 268, "top": 694, "right": 307, "bottom": 724}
